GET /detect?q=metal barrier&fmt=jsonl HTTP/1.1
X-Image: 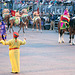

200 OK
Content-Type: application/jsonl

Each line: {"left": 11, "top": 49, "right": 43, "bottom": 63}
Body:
{"left": 41, "top": 5, "right": 73, "bottom": 15}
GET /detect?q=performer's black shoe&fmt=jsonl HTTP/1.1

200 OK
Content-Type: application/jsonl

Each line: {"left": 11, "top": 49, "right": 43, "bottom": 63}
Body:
{"left": 14, "top": 72, "right": 18, "bottom": 74}
{"left": 11, "top": 72, "right": 18, "bottom": 74}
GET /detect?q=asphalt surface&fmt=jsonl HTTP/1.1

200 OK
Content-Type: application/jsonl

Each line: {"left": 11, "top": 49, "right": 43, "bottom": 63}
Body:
{"left": 0, "top": 27, "right": 75, "bottom": 75}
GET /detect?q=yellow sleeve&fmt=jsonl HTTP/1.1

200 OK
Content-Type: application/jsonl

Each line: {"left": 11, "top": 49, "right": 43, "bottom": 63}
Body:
{"left": 19, "top": 39, "right": 26, "bottom": 45}
{"left": 1, "top": 40, "right": 11, "bottom": 45}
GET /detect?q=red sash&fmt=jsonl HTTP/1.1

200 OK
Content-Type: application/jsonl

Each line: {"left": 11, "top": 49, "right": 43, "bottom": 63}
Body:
{"left": 9, "top": 48, "right": 19, "bottom": 50}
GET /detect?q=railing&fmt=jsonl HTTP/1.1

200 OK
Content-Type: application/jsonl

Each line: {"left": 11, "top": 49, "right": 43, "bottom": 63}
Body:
{"left": 40, "top": 5, "right": 73, "bottom": 15}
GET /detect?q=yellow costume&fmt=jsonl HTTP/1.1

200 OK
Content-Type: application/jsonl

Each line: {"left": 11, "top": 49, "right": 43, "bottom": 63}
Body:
{"left": 1, "top": 38, "right": 26, "bottom": 73}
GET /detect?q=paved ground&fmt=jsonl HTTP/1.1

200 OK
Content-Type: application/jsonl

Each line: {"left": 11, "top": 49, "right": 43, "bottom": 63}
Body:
{"left": 0, "top": 27, "right": 75, "bottom": 75}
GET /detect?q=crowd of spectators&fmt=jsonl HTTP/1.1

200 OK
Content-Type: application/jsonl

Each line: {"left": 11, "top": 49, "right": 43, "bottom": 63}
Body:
{"left": 42, "top": 0, "right": 73, "bottom": 6}
{"left": 13, "top": 0, "right": 73, "bottom": 7}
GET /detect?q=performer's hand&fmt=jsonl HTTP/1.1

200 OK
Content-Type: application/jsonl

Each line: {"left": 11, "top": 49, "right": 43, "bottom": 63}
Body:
{"left": 24, "top": 38, "right": 26, "bottom": 40}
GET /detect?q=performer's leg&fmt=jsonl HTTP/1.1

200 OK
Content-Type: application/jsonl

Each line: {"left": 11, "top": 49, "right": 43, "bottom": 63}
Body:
{"left": 39, "top": 19, "right": 41, "bottom": 30}
{"left": 52, "top": 21, "right": 54, "bottom": 30}
{"left": 18, "top": 22, "right": 22, "bottom": 33}
{"left": 39, "top": 19, "right": 42, "bottom": 32}
{"left": 36, "top": 20, "right": 39, "bottom": 31}
{"left": 2, "top": 35, "right": 4, "bottom": 40}
{"left": 5, "top": 35, "right": 6, "bottom": 41}
{"left": 9, "top": 50, "right": 20, "bottom": 73}
{"left": 3, "top": 35, "right": 7, "bottom": 41}
{"left": 50, "top": 21, "right": 52, "bottom": 30}
{"left": 9, "top": 20, "right": 13, "bottom": 33}
{"left": 18, "top": 26, "right": 21, "bottom": 33}
{"left": 23, "top": 24, "right": 25, "bottom": 33}
{"left": 53, "top": 21, "right": 55, "bottom": 30}
{"left": 26, "top": 20, "right": 28, "bottom": 29}
{"left": 12, "top": 27, "right": 14, "bottom": 32}
{"left": 32, "top": 22, "right": 35, "bottom": 31}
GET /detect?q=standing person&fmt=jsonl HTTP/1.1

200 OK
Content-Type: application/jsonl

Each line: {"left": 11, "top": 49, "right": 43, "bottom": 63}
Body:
{"left": 32, "top": 10, "right": 42, "bottom": 32}
{"left": 64, "top": 8, "right": 70, "bottom": 18}
{"left": 60, "top": 8, "right": 70, "bottom": 30}
{"left": 21, "top": 8, "right": 29, "bottom": 29}
{"left": 50, "top": 14, "right": 55, "bottom": 30}
{"left": 0, "top": 17, "right": 7, "bottom": 41}
{"left": 0, "top": 21, "right": 7, "bottom": 41}
{"left": 0, "top": 32, "right": 26, "bottom": 74}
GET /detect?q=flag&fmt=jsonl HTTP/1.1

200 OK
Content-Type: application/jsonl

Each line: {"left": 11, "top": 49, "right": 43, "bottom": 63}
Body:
{"left": 60, "top": 15, "right": 70, "bottom": 23}
{"left": 60, "top": 15, "right": 70, "bottom": 29}
{"left": 11, "top": 10, "right": 15, "bottom": 16}
{"left": 37, "top": 7, "right": 39, "bottom": 14}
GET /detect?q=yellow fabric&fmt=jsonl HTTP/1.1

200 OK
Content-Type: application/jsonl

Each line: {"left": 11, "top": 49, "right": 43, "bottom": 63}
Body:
{"left": 1, "top": 38, "right": 26, "bottom": 49}
{"left": 9, "top": 49, "right": 20, "bottom": 72}
{"left": 0, "top": 39, "right": 26, "bottom": 72}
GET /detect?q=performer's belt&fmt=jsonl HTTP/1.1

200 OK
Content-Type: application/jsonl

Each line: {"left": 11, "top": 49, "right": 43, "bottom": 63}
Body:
{"left": 9, "top": 48, "right": 19, "bottom": 50}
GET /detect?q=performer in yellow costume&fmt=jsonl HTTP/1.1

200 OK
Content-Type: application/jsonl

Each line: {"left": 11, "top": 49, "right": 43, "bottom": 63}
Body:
{"left": 0, "top": 32, "right": 26, "bottom": 74}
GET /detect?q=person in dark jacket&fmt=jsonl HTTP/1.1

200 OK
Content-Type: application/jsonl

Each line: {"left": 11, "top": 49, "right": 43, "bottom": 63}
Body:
{"left": 50, "top": 14, "right": 55, "bottom": 30}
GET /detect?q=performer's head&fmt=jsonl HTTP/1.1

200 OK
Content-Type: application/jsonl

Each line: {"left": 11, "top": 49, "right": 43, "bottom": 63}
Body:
{"left": 66, "top": 8, "right": 68, "bottom": 11}
{"left": 13, "top": 32, "right": 19, "bottom": 39}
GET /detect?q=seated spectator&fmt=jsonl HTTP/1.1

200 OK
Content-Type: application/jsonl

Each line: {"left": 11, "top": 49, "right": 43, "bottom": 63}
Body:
{"left": 40, "top": 0, "right": 42, "bottom": 3}
{"left": 50, "top": 0, "right": 57, "bottom": 5}
{"left": 63, "top": 0, "right": 72, "bottom": 5}
{"left": 43, "top": 0, "right": 49, "bottom": 5}
{"left": 57, "top": 0, "right": 62, "bottom": 5}
{"left": 21, "top": 0, "right": 25, "bottom": 4}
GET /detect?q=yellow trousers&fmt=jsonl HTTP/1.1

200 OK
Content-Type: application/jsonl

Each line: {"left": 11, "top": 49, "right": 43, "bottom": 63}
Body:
{"left": 9, "top": 49, "right": 20, "bottom": 73}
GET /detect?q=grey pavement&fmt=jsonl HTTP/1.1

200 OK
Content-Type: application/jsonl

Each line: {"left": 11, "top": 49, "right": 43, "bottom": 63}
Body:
{"left": 0, "top": 27, "right": 75, "bottom": 75}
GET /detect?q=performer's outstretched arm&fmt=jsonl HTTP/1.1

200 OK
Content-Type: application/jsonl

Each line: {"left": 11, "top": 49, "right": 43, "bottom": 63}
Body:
{"left": 19, "top": 39, "right": 26, "bottom": 45}
{"left": 0, "top": 40, "right": 11, "bottom": 45}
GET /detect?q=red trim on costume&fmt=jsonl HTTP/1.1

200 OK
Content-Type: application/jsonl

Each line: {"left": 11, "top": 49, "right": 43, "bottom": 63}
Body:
{"left": 61, "top": 15, "right": 70, "bottom": 22}
{"left": 9, "top": 48, "right": 19, "bottom": 50}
